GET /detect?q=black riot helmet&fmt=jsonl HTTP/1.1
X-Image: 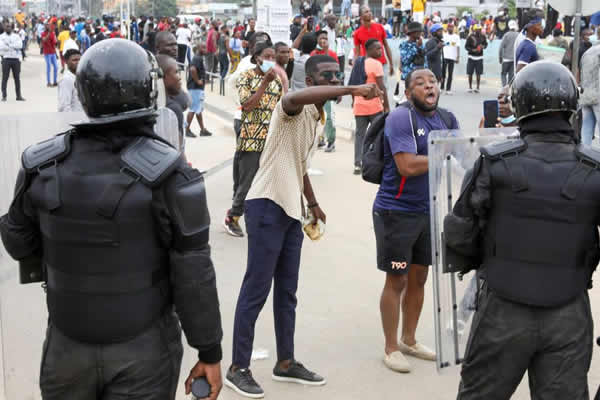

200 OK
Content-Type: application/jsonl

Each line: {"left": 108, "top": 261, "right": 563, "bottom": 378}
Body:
{"left": 76, "top": 39, "right": 160, "bottom": 124}
{"left": 511, "top": 60, "right": 579, "bottom": 123}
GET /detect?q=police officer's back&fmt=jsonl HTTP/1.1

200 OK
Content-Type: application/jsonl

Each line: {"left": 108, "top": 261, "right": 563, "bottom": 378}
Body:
{"left": 447, "top": 61, "right": 598, "bottom": 400}
{"left": 0, "top": 39, "right": 223, "bottom": 400}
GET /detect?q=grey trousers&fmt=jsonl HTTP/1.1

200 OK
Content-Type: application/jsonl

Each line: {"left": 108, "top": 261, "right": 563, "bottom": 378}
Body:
{"left": 40, "top": 311, "right": 183, "bottom": 400}
{"left": 457, "top": 288, "right": 593, "bottom": 400}
{"left": 500, "top": 61, "right": 514, "bottom": 87}
{"left": 354, "top": 112, "right": 382, "bottom": 167}
{"left": 230, "top": 151, "right": 261, "bottom": 217}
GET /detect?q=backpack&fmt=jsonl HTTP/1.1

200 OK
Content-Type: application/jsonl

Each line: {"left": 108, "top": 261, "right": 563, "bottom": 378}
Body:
{"left": 361, "top": 102, "right": 454, "bottom": 184}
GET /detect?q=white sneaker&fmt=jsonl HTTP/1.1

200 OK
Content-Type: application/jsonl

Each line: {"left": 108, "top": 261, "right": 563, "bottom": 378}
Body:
{"left": 446, "top": 90, "right": 453, "bottom": 95}
{"left": 383, "top": 351, "right": 411, "bottom": 373}
{"left": 398, "top": 341, "right": 436, "bottom": 361}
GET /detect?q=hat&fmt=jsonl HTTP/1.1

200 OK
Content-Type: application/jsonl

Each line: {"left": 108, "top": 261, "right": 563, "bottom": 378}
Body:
{"left": 430, "top": 23, "right": 443, "bottom": 33}
{"left": 406, "top": 21, "right": 423, "bottom": 34}
{"left": 508, "top": 20, "right": 518, "bottom": 30}
{"left": 524, "top": 16, "right": 542, "bottom": 30}
{"left": 294, "top": 14, "right": 302, "bottom": 19}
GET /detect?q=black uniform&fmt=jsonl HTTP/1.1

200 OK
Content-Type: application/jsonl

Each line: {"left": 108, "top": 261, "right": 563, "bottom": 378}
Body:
{"left": 0, "top": 39, "right": 222, "bottom": 400}
{"left": 445, "top": 61, "right": 597, "bottom": 400}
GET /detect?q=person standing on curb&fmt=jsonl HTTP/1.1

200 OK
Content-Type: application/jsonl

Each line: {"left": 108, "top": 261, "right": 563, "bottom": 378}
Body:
{"left": 0, "top": 22, "right": 25, "bottom": 101}
{"left": 186, "top": 43, "right": 213, "bottom": 137}
{"left": 41, "top": 22, "right": 58, "bottom": 87}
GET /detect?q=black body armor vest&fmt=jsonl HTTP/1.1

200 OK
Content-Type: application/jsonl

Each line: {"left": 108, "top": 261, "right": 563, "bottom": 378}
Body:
{"left": 481, "top": 134, "right": 600, "bottom": 307}
{"left": 22, "top": 131, "right": 181, "bottom": 343}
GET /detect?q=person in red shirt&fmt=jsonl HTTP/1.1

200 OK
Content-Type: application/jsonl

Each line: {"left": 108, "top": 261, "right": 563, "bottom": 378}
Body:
{"left": 353, "top": 5, "right": 394, "bottom": 76}
{"left": 206, "top": 21, "right": 219, "bottom": 73}
{"left": 310, "top": 30, "right": 338, "bottom": 62}
{"left": 41, "top": 23, "right": 58, "bottom": 87}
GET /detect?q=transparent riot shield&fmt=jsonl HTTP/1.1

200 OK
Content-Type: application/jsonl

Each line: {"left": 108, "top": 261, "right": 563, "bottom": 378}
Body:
{"left": 154, "top": 107, "right": 182, "bottom": 150}
{"left": 428, "top": 127, "right": 520, "bottom": 373}
{"left": 0, "top": 112, "right": 86, "bottom": 400}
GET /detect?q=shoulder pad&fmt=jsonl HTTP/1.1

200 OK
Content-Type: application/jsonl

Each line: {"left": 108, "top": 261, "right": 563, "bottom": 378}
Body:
{"left": 480, "top": 139, "right": 526, "bottom": 160}
{"left": 166, "top": 170, "right": 210, "bottom": 250}
{"left": 121, "top": 137, "right": 182, "bottom": 187}
{"left": 21, "top": 132, "right": 71, "bottom": 173}
{"left": 575, "top": 143, "right": 600, "bottom": 169}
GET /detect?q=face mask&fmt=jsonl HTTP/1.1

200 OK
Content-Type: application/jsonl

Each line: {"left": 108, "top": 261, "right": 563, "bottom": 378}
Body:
{"left": 260, "top": 60, "right": 275, "bottom": 73}
{"left": 500, "top": 115, "right": 516, "bottom": 125}
{"left": 316, "top": 44, "right": 322, "bottom": 50}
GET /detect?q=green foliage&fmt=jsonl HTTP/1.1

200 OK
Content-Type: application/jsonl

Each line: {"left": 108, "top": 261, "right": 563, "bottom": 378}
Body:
{"left": 456, "top": 6, "right": 473, "bottom": 18}
{"left": 135, "top": 0, "right": 176, "bottom": 17}
{"left": 507, "top": 0, "right": 517, "bottom": 18}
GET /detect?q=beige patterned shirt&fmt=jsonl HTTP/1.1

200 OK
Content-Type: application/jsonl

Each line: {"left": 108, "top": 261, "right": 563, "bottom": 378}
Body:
{"left": 246, "top": 101, "right": 323, "bottom": 221}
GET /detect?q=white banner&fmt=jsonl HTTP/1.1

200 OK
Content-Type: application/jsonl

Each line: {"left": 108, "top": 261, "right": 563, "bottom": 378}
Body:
{"left": 516, "top": 0, "right": 532, "bottom": 8}
{"left": 256, "top": 0, "right": 292, "bottom": 44}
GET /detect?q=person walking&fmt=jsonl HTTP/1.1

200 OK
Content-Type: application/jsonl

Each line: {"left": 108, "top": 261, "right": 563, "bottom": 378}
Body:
{"left": 441, "top": 23, "right": 459, "bottom": 94}
{"left": 465, "top": 24, "right": 487, "bottom": 93}
{"left": 515, "top": 16, "right": 543, "bottom": 74}
{"left": 498, "top": 20, "right": 518, "bottom": 86}
{"left": 397, "top": 22, "right": 425, "bottom": 103}
{"left": 353, "top": 39, "right": 390, "bottom": 174}
{"left": 217, "top": 25, "right": 230, "bottom": 79}
{"left": 353, "top": 5, "right": 394, "bottom": 78}
{"left": 41, "top": 23, "right": 58, "bottom": 87}
{"left": 186, "top": 43, "right": 212, "bottom": 137}
{"left": 56, "top": 24, "right": 70, "bottom": 73}
{"left": 0, "top": 22, "right": 25, "bottom": 101}
{"left": 175, "top": 22, "right": 192, "bottom": 66}
{"left": 229, "top": 30, "right": 243, "bottom": 73}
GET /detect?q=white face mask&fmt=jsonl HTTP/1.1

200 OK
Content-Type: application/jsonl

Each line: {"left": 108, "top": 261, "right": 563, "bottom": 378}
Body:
{"left": 260, "top": 60, "right": 275, "bottom": 73}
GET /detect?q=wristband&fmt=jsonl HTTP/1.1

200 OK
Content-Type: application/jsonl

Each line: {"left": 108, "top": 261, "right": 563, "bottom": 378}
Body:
{"left": 307, "top": 202, "right": 319, "bottom": 208}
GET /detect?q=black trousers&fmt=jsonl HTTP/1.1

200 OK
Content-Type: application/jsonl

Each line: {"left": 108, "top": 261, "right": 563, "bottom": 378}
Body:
{"left": 176, "top": 44, "right": 187, "bottom": 65}
{"left": 457, "top": 288, "right": 593, "bottom": 400}
{"left": 230, "top": 151, "right": 261, "bottom": 217}
{"left": 1, "top": 58, "right": 21, "bottom": 99}
{"left": 441, "top": 59, "right": 455, "bottom": 91}
{"left": 40, "top": 311, "right": 183, "bottom": 400}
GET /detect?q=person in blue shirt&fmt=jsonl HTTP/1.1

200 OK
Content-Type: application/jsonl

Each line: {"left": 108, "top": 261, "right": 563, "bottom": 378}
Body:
{"left": 399, "top": 22, "right": 426, "bottom": 81}
{"left": 74, "top": 18, "right": 85, "bottom": 41}
{"left": 79, "top": 25, "right": 91, "bottom": 53}
{"left": 374, "top": 68, "right": 458, "bottom": 373}
{"left": 515, "top": 16, "right": 543, "bottom": 74}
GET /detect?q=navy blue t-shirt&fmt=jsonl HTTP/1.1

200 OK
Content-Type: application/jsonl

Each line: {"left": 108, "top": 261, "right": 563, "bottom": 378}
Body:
{"left": 374, "top": 106, "right": 458, "bottom": 214}
{"left": 515, "top": 38, "right": 539, "bottom": 66}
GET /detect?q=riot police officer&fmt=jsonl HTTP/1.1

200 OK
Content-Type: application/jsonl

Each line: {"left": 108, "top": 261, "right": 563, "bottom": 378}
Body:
{"left": 446, "top": 61, "right": 597, "bottom": 399}
{"left": 0, "top": 39, "right": 223, "bottom": 400}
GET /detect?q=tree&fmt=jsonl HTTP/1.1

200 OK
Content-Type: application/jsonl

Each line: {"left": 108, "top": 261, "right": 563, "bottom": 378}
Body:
{"left": 136, "top": 0, "right": 176, "bottom": 17}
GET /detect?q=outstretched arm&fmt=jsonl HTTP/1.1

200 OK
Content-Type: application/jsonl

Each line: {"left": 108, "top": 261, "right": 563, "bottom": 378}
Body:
{"left": 282, "top": 83, "right": 381, "bottom": 115}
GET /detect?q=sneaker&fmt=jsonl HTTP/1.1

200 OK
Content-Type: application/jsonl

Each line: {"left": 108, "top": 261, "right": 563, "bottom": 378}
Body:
{"left": 383, "top": 351, "right": 411, "bottom": 373}
{"left": 16, "top": 97, "right": 25, "bottom": 101}
{"left": 324, "top": 142, "right": 335, "bottom": 153}
{"left": 225, "top": 366, "right": 264, "bottom": 399}
{"left": 200, "top": 128, "right": 213, "bottom": 136}
{"left": 467, "top": 88, "right": 473, "bottom": 93}
{"left": 185, "top": 130, "right": 197, "bottom": 138}
{"left": 446, "top": 90, "right": 453, "bottom": 95}
{"left": 272, "top": 360, "right": 326, "bottom": 386}
{"left": 353, "top": 166, "right": 361, "bottom": 175}
{"left": 474, "top": 88, "right": 480, "bottom": 93}
{"left": 224, "top": 214, "right": 244, "bottom": 237}
{"left": 398, "top": 341, "right": 436, "bottom": 361}
{"left": 317, "top": 139, "right": 326, "bottom": 149}
{"left": 1, "top": 97, "right": 6, "bottom": 102}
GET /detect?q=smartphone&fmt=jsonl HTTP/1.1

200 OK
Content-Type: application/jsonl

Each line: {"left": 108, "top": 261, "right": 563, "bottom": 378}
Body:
{"left": 483, "top": 100, "right": 499, "bottom": 128}
{"left": 191, "top": 377, "right": 211, "bottom": 399}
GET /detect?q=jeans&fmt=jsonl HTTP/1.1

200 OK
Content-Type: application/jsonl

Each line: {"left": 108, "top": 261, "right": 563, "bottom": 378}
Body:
{"left": 230, "top": 151, "right": 261, "bottom": 217}
{"left": 44, "top": 53, "right": 58, "bottom": 85}
{"left": 40, "top": 311, "right": 183, "bottom": 400}
{"left": 500, "top": 61, "right": 514, "bottom": 87}
{"left": 218, "top": 52, "right": 229, "bottom": 79}
{"left": 1, "top": 58, "right": 21, "bottom": 98}
{"left": 341, "top": 0, "right": 351, "bottom": 19}
{"left": 441, "top": 58, "right": 455, "bottom": 91}
{"left": 582, "top": 103, "right": 600, "bottom": 146}
{"left": 232, "top": 199, "right": 304, "bottom": 368}
{"left": 354, "top": 112, "right": 382, "bottom": 167}
{"left": 324, "top": 100, "right": 336, "bottom": 145}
